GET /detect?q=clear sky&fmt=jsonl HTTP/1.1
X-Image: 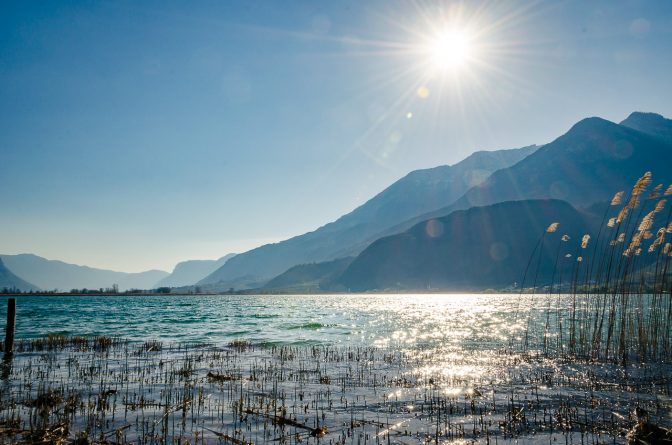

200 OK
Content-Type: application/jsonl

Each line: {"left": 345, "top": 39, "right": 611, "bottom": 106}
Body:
{"left": 1, "top": 0, "right": 671, "bottom": 273}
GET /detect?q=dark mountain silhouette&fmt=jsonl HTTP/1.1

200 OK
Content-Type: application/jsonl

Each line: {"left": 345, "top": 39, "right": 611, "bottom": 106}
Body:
{"left": 0, "top": 258, "right": 40, "bottom": 292}
{"left": 336, "top": 199, "right": 597, "bottom": 291}
{"left": 0, "top": 254, "right": 169, "bottom": 292}
{"left": 200, "top": 145, "right": 537, "bottom": 288}
{"left": 155, "top": 254, "right": 236, "bottom": 288}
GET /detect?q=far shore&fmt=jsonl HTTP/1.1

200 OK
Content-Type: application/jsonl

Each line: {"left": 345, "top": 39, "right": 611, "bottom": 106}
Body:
{"left": 3, "top": 287, "right": 669, "bottom": 297}
{"left": 1, "top": 289, "right": 514, "bottom": 297}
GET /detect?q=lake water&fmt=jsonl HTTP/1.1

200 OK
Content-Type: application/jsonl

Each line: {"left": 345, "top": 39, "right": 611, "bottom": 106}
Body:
{"left": 1, "top": 294, "right": 670, "bottom": 443}
{"left": 1, "top": 294, "right": 533, "bottom": 347}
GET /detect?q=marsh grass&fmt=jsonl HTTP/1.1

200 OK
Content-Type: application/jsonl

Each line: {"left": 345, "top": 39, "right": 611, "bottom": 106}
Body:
{"left": 518, "top": 172, "right": 672, "bottom": 365}
{"left": 1, "top": 334, "right": 124, "bottom": 353}
{"left": 0, "top": 338, "right": 669, "bottom": 444}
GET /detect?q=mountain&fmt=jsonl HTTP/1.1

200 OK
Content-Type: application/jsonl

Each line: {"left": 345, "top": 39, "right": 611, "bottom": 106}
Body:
{"left": 386, "top": 113, "right": 672, "bottom": 233}
{"left": 0, "top": 258, "right": 40, "bottom": 292}
{"left": 262, "top": 257, "right": 353, "bottom": 292}
{"left": 155, "top": 254, "right": 236, "bottom": 288}
{"left": 620, "top": 112, "right": 672, "bottom": 142}
{"left": 0, "top": 254, "right": 169, "bottom": 292}
{"left": 200, "top": 145, "right": 538, "bottom": 287}
{"left": 336, "top": 199, "right": 597, "bottom": 291}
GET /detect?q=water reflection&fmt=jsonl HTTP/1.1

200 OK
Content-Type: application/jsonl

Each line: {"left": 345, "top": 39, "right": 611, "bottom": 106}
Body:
{"left": 1, "top": 293, "right": 536, "bottom": 349}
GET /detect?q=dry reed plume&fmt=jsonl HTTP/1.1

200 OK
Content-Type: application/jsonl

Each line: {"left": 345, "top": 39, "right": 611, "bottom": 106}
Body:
{"left": 517, "top": 171, "right": 672, "bottom": 365}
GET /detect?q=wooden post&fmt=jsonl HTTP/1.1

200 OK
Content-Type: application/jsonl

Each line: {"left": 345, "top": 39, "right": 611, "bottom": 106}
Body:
{"left": 4, "top": 298, "right": 15, "bottom": 357}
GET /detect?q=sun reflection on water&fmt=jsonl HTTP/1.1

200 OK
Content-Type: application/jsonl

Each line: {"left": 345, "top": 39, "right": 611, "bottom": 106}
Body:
{"left": 318, "top": 293, "right": 543, "bottom": 397}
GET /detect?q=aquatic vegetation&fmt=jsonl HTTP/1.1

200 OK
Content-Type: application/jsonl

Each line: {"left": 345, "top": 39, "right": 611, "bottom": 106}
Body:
{"left": 0, "top": 336, "right": 669, "bottom": 444}
{"left": 518, "top": 172, "right": 672, "bottom": 364}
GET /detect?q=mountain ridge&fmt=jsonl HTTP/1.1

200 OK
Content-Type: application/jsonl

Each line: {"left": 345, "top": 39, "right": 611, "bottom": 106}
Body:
{"left": 253, "top": 111, "right": 672, "bottom": 292}
{"left": 620, "top": 112, "right": 672, "bottom": 142}
{"left": 155, "top": 254, "right": 236, "bottom": 288}
{"left": 0, "top": 254, "right": 169, "bottom": 292}
{"left": 200, "top": 145, "right": 538, "bottom": 287}
{"left": 371, "top": 112, "right": 672, "bottom": 239}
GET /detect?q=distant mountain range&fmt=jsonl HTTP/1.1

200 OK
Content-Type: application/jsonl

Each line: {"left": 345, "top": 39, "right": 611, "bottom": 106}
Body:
{"left": 0, "top": 254, "right": 169, "bottom": 292}
{"left": 5, "top": 111, "right": 670, "bottom": 293}
{"left": 155, "top": 254, "right": 236, "bottom": 288}
{"left": 255, "top": 111, "right": 672, "bottom": 292}
{"left": 0, "top": 258, "right": 40, "bottom": 292}
{"left": 200, "top": 145, "right": 538, "bottom": 288}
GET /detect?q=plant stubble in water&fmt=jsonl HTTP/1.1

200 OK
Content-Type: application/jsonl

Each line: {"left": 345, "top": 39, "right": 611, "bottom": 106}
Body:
{"left": 0, "top": 294, "right": 670, "bottom": 444}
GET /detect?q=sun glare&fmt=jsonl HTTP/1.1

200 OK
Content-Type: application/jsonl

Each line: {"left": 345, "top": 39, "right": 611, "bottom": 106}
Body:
{"left": 428, "top": 29, "right": 472, "bottom": 71}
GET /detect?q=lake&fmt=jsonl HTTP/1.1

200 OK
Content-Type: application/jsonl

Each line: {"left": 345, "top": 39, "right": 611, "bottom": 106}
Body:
{"left": 1, "top": 293, "right": 538, "bottom": 347}
{"left": 1, "top": 294, "right": 670, "bottom": 444}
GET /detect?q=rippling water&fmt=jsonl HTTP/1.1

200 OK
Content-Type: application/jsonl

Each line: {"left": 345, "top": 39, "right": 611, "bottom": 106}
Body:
{"left": 2, "top": 294, "right": 670, "bottom": 443}
{"left": 1, "top": 294, "right": 537, "bottom": 347}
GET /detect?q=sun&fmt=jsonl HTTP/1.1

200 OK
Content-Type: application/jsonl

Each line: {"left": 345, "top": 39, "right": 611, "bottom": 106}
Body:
{"left": 428, "top": 28, "right": 473, "bottom": 71}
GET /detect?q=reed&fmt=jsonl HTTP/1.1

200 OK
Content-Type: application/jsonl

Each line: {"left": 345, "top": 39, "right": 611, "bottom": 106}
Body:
{"left": 519, "top": 171, "right": 672, "bottom": 364}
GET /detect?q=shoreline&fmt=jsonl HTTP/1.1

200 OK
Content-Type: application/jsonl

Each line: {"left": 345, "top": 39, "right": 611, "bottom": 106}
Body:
{"left": 3, "top": 288, "right": 670, "bottom": 297}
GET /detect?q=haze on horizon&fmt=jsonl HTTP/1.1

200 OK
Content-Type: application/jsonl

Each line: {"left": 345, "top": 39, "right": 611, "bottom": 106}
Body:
{"left": 2, "top": 0, "right": 672, "bottom": 273}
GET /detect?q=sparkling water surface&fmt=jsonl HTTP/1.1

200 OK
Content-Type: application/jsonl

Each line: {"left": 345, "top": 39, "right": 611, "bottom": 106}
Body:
{"left": 1, "top": 294, "right": 534, "bottom": 347}
{"left": 1, "top": 294, "right": 670, "bottom": 444}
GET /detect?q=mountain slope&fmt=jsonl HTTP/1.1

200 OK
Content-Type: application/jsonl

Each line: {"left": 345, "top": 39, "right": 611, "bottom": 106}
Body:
{"left": 620, "top": 112, "right": 672, "bottom": 142}
{"left": 200, "top": 145, "right": 537, "bottom": 287}
{"left": 0, "top": 254, "right": 169, "bottom": 291}
{"left": 0, "top": 258, "right": 40, "bottom": 292}
{"left": 451, "top": 117, "right": 672, "bottom": 209}
{"left": 324, "top": 145, "right": 538, "bottom": 232}
{"left": 262, "top": 257, "right": 353, "bottom": 292}
{"left": 385, "top": 113, "right": 672, "bottom": 235}
{"left": 155, "top": 254, "right": 236, "bottom": 288}
{"left": 336, "top": 199, "right": 596, "bottom": 291}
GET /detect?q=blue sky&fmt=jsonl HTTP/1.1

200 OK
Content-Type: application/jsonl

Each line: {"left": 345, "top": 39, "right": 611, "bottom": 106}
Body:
{"left": 1, "top": 0, "right": 671, "bottom": 272}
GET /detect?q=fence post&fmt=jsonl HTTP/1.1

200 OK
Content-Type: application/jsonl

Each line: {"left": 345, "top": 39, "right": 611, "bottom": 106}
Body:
{"left": 4, "top": 298, "right": 16, "bottom": 357}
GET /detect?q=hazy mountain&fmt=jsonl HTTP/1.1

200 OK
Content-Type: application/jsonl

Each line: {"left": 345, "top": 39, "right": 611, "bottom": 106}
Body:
{"left": 171, "top": 275, "right": 267, "bottom": 294}
{"left": 262, "top": 257, "right": 353, "bottom": 292}
{"left": 620, "top": 112, "right": 672, "bottom": 142}
{"left": 336, "top": 199, "right": 596, "bottom": 291}
{"left": 0, "top": 254, "right": 169, "bottom": 292}
{"left": 155, "top": 254, "right": 236, "bottom": 288}
{"left": 0, "top": 258, "right": 40, "bottom": 292}
{"left": 384, "top": 113, "right": 672, "bottom": 234}
{"left": 200, "top": 145, "right": 538, "bottom": 287}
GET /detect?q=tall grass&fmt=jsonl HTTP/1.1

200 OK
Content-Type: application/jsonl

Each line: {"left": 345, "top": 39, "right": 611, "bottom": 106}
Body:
{"left": 520, "top": 172, "right": 672, "bottom": 364}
